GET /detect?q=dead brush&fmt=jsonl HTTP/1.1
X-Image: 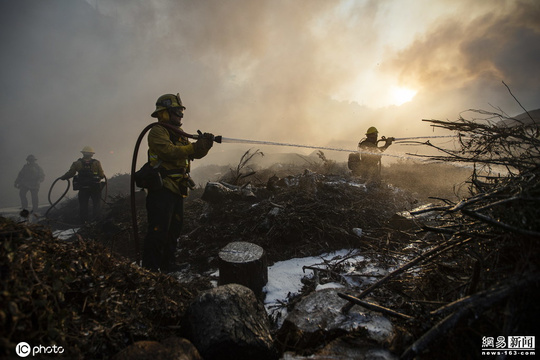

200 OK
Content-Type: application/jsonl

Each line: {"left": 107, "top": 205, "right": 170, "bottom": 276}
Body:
{"left": 386, "top": 106, "right": 540, "bottom": 359}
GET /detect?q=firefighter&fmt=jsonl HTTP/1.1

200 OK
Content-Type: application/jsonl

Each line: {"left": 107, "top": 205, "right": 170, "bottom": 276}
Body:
{"left": 60, "top": 146, "right": 105, "bottom": 223}
{"left": 348, "top": 127, "right": 393, "bottom": 183}
{"left": 142, "top": 93, "right": 214, "bottom": 272}
{"left": 14, "top": 154, "right": 45, "bottom": 213}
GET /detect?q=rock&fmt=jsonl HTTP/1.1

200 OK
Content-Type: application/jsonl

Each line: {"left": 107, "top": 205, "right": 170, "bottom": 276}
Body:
{"left": 182, "top": 284, "right": 278, "bottom": 360}
{"left": 201, "top": 182, "right": 257, "bottom": 203}
{"left": 112, "top": 337, "right": 201, "bottom": 360}
{"left": 276, "top": 175, "right": 297, "bottom": 188}
{"left": 316, "top": 337, "right": 398, "bottom": 360}
{"left": 352, "top": 228, "right": 363, "bottom": 237}
{"left": 201, "top": 182, "right": 235, "bottom": 203}
{"left": 277, "top": 289, "right": 394, "bottom": 351}
{"left": 281, "top": 337, "right": 398, "bottom": 359}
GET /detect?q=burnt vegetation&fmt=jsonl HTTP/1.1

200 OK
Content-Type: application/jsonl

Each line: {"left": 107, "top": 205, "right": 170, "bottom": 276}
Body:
{"left": 1, "top": 108, "right": 539, "bottom": 359}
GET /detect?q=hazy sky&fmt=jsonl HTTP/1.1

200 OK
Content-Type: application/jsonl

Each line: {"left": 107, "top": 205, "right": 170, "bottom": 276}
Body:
{"left": 1, "top": 0, "right": 539, "bottom": 207}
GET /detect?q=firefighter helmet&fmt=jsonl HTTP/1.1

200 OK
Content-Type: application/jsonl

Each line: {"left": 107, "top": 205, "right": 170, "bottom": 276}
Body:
{"left": 81, "top": 146, "right": 95, "bottom": 154}
{"left": 151, "top": 93, "right": 186, "bottom": 118}
{"left": 366, "top": 126, "right": 378, "bottom": 135}
{"left": 26, "top": 154, "right": 37, "bottom": 161}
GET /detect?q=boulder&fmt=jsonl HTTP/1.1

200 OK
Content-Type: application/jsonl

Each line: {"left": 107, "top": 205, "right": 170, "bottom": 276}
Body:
{"left": 182, "top": 284, "right": 278, "bottom": 360}
{"left": 281, "top": 337, "right": 398, "bottom": 359}
{"left": 315, "top": 337, "right": 398, "bottom": 360}
{"left": 112, "top": 337, "right": 201, "bottom": 360}
{"left": 277, "top": 289, "right": 394, "bottom": 351}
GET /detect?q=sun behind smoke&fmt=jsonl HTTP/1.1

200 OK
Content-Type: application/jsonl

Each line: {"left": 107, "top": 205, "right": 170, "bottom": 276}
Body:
{"left": 390, "top": 86, "right": 417, "bottom": 106}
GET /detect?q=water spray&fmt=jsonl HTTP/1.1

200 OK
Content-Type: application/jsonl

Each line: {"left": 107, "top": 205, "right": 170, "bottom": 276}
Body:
{"left": 219, "top": 136, "right": 354, "bottom": 153}
{"left": 179, "top": 126, "right": 458, "bottom": 156}
{"left": 214, "top": 134, "right": 460, "bottom": 160}
{"left": 218, "top": 135, "right": 458, "bottom": 151}
{"left": 392, "top": 135, "right": 460, "bottom": 142}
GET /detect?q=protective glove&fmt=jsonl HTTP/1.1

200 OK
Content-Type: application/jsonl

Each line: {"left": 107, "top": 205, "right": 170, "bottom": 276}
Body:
{"left": 385, "top": 137, "right": 395, "bottom": 146}
{"left": 14, "top": 182, "right": 19, "bottom": 189}
{"left": 192, "top": 133, "right": 214, "bottom": 158}
{"left": 60, "top": 175, "right": 68, "bottom": 181}
{"left": 197, "top": 132, "right": 215, "bottom": 151}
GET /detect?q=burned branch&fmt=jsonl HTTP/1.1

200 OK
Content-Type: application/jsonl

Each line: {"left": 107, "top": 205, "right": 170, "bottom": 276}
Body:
{"left": 416, "top": 109, "right": 540, "bottom": 238}
{"left": 223, "top": 148, "right": 264, "bottom": 185}
{"left": 401, "top": 273, "right": 539, "bottom": 360}
{"left": 392, "top": 107, "right": 540, "bottom": 358}
{"left": 337, "top": 293, "right": 414, "bottom": 320}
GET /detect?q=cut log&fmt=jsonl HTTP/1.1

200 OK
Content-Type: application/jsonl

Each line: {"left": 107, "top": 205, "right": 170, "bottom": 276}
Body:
{"left": 218, "top": 241, "right": 268, "bottom": 299}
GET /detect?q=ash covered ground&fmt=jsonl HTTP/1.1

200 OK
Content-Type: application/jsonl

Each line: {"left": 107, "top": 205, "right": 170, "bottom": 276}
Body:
{"left": 1, "top": 156, "right": 538, "bottom": 359}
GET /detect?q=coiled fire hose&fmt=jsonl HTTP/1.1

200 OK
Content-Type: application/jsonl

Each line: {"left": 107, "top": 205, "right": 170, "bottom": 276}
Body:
{"left": 45, "top": 176, "right": 108, "bottom": 219}
{"left": 45, "top": 177, "right": 71, "bottom": 218}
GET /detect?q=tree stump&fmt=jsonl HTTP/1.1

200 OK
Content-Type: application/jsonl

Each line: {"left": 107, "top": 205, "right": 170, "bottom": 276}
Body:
{"left": 218, "top": 241, "right": 268, "bottom": 299}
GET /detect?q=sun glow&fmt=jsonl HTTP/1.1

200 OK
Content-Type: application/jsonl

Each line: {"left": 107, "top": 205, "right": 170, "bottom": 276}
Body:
{"left": 390, "top": 86, "right": 417, "bottom": 105}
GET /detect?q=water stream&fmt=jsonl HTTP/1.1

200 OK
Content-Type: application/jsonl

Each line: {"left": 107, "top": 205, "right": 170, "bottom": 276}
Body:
{"left": 219, "top": 135, "right": 460, "bottom": 161}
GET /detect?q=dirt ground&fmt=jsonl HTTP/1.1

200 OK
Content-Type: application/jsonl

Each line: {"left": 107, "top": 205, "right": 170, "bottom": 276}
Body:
{"left": 2, "top": 161, "right": 538, "bottom": 359}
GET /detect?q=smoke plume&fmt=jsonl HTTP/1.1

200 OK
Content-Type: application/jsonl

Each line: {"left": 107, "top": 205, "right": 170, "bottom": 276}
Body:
{"left": 1, "top": 0, "right": 538, "bottom": 207}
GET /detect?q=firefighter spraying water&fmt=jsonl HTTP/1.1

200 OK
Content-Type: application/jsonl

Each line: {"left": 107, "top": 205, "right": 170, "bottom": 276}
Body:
{"left": 131, "top": 93, "right": 215, "bottom": 272}
{"left": 130, "top": 107, "right": 461, "bottom": 268}
{"left": 348, "top": 126, "right": 394, "bottom": 184}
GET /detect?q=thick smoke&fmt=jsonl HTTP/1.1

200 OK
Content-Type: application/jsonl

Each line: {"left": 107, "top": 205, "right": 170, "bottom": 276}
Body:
{"left": 389, "top": 0, "right": 540, "bottom": 92}
{"left": 1, "top": 0, "right": 539, "bottom": 207}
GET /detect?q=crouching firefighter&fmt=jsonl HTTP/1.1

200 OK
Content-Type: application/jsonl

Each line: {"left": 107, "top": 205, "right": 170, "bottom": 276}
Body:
{"left": 142, "top": 93, "right": 214, "bottom": 272}
{"left": 60, "top": 146, "right": 106, "bottom": 223}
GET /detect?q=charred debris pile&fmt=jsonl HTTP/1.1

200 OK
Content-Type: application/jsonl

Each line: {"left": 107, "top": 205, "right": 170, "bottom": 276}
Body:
{"left": 0, "top": 217, "right": 211, "bottom": 359}
{"left": 0, "top": 158, "right": 417, "bottom": 358}
{"left": 391, "top": 109, "right": 540, "bottom": 359}
{"left": 2, "top": 108, "right": 539, "bottom": 359}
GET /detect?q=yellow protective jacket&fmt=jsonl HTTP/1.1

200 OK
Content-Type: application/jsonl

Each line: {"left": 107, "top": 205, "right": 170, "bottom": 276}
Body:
{"left": 147, "top": 123, "right": 209, "bottom": 196}
{"left": 358, "top": 138, "right": 382, "bottom": 168}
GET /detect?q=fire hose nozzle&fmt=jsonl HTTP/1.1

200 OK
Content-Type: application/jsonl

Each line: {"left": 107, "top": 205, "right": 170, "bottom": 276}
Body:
{"left": 378, "top": 136, "right": 395, "bottom": 143}
{"left": 195, "top": 130, "right": 222, "bottom": 143}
